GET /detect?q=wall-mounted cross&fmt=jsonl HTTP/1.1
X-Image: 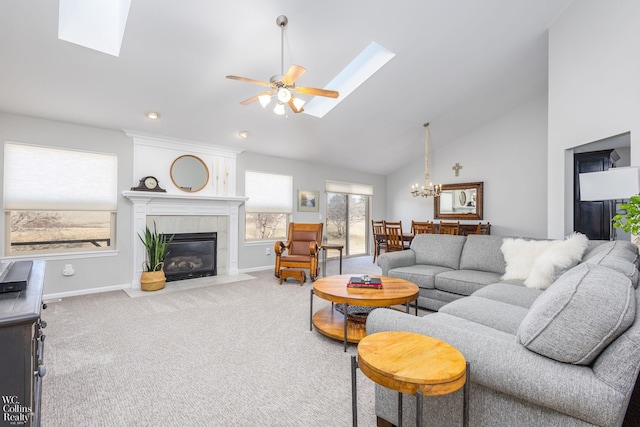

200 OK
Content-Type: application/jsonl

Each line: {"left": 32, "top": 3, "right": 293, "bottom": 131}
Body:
{"left": 452, "top": 162, "right": 463, "bottom": 176}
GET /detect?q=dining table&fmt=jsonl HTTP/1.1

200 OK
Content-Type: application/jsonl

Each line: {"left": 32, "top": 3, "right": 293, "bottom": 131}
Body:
{"left": 375, "top": 232, "right": 414, "bottom": 244}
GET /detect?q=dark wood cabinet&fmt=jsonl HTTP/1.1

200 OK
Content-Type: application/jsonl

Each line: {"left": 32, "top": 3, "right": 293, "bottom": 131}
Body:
{"left": 574, "top": 150, "right": 618, "bottom": 240}
{"left": 0, "top": 261, "right": 46, "bottom": 427}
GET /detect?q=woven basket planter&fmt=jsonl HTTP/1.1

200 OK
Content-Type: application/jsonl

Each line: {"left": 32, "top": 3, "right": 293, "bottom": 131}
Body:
{"left": 140, "top": 269, "right": 166, "bottom": 291}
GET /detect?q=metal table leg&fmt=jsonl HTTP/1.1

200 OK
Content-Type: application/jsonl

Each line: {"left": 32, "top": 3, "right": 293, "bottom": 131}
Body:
{"left": 464, "top": 362, "right": 470, "bottom": 427}
{"left": 343, "top": 302, "right": 349, "bottom": 352}
{"left": 322, "top": 248, "right": 327, "bottom": 278}
{"left": 398, "top": 392, "right": 403, "bottom": 427}
{"left": 417, "top": 389, "right": 424, "bottom": 426}
{"left": 351, "top": 355, "right": 358, "bottom": 427}
{"left": 309, "top": 289, "right": 314, "bottom": 331}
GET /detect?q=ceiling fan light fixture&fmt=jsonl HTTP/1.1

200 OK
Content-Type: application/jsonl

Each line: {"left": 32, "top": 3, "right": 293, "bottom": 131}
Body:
{"left": 258, "top": 94, "right": 272, "bottom": 108}
{"left": 274, "top": 102, "right": 286, "bottom": 116}
{"left": 277, "top": 88, "right": 292, "bottom": 103}
{"left": 226, "top": 15, "right": 338, "bottom": 118}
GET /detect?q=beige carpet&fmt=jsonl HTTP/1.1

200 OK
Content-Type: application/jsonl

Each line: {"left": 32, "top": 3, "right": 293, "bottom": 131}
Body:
{"left": 40, "top": 256, "right": 388, "bottom": 426}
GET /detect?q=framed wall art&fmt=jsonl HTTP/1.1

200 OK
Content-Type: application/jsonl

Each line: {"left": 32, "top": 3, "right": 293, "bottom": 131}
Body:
{"left": 298, "top": 190, "right": 319, "bottom": 212}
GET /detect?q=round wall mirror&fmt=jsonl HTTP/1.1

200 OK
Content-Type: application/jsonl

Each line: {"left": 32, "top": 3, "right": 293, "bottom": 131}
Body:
{"left": 170, "top": 155, "right": 209, "bottom": 192}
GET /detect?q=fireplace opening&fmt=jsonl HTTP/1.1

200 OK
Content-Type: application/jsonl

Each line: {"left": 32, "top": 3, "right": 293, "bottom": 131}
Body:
{"left": 162, "top": 232, "right": 217, "bottom": 282}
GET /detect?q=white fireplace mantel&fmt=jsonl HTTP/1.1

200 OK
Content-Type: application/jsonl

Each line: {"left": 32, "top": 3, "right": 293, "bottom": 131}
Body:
{"left": 123, "top": 191, "right": 247, "bottom": 289}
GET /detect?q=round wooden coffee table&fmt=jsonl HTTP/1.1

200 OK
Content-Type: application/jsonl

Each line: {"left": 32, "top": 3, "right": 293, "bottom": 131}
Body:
{"left": 352, "top": 331, "right": 468, "bottom": 427}
{"left": 310, "top": 275, "right": 419, "bottom": 351}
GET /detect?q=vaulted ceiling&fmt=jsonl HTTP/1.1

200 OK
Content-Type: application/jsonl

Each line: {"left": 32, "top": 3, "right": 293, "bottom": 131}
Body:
{"left": 0, "top": 1, "right": 571, "bottom": 174}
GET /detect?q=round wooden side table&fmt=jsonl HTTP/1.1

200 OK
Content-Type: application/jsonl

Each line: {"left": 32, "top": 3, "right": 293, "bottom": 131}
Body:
{"left": 351, "top": 331, "right": 469, "bottom": 427}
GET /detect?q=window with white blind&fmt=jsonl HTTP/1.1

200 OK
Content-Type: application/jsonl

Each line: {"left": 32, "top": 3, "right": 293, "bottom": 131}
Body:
{"left": 245, "top": 171, "right": 292, "bottom": 241}
{"left": 4, "top": 142, "right": 118, "bottom": 255}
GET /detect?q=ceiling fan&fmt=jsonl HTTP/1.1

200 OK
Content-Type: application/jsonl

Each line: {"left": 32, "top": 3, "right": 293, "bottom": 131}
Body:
{"left": 226, "top": 15, "right": 339, "bottom": 116}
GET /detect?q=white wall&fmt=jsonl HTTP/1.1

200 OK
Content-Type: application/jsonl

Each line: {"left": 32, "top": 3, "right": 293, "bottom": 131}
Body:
{"left": 387, "top": 94, "right": 549, "bottom": 238}
{"left": 236, "top": 151, "right": 387, "bottom": 271}
{"left": 548, "top": 0, "right": 640, "bottom": 238}
{"left": 0, "top": 112, "right": 386, "bottom": 294}
{"left": 0, "top": 112, "right": 134, "bottom": 297}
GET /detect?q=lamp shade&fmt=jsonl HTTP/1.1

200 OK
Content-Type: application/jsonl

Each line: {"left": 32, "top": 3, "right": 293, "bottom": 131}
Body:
{"left": 273, "top": 102, "right": 286, "bottom": 116}
{"left": 579, "top": 167, "right": 640, "bottom": 201}
{"left": 258, "top": 94, "right": 272, "bottom": 108}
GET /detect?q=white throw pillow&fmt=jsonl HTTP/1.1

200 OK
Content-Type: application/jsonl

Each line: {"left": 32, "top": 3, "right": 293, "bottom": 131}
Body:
{"left": 501, "top": 238, "right": 558, "bottom": 281}
{"left": 524, "top": 233, "right": 589, "bottom": 290}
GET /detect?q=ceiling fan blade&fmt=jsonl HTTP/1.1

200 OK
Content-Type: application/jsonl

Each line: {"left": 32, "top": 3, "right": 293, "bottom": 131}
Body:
{"left": 240, "top": 95, "right": 259, "bottom": 105}
{"left": 295, "top": 86, "right": 339, "bottom": 98}
{"left": 240, "top": 90, "right": 274, "bottom": 106}
{"left": 288, "top": 98, "right": 304, "bottom": 114}
{"left": 282, "top": 65, "right": 306, "bottom": 85}
{"left": 226, "top": 75, "right": 271, "bottom": 87}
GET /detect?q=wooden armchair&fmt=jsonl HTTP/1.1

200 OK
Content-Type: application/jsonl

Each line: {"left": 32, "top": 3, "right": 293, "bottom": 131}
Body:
{"left": 274, "top": 223, "right": 323, "bottom": 281}
{"left": 439, "top": 221, "right": 460, "bottom": 235}
{"left": 411, "top": 220, "right": 435, "bottom": 235}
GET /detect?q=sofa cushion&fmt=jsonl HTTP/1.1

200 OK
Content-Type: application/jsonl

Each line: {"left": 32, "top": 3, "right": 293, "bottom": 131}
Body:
{"left": 517, "top": 263, "right": 636, "bottom": 365}
{"left": 459, "top": 235, "right": 506, "bottom": 275}
{"left": 523, "top": 232, "right": 589, "bottom": 290}
{"left": 439, "top": 296, "right": 530, "bottom": 335}
{"left": 438, "top": 296, "right": 528, "bottom": 335}
{"left": 472, "top": 283, "right": 543, "bottom": 309}
{"left": 500, "top": 238, "right": 557, "bottom": 281}
{"left": 434, "top": 270, "right": 502, "bottom": 296}
{"left": 388, "top": 265, "right": 453, "bottom": 289}
{"left": 410, "top": 234, "right": 466, "bottom": 269}
{"left": 583, "top": 252, "right": 639, "bottom": 288}
{"left": 583, "top": 240, "right": 639, "bottom": 266}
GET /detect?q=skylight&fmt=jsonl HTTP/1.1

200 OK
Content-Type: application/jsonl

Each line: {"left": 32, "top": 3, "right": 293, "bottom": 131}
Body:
{"left": 303, "top": 41, "right": 396, "bottom": 118}
{"left": 58, "top": 0, "right": 131, "bottom": 57}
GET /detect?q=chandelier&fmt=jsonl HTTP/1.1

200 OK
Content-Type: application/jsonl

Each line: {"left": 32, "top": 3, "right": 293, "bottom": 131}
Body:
{"left": 411, "top": 123, "right": 442, "bottom": 198}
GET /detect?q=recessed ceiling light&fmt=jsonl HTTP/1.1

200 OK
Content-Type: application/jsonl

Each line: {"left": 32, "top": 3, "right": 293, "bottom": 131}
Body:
{"left": 238, "top": 130, "right": 249, "bottom": 139}
{"left": 145, "top": 111, "right": 160, "bottom": 120}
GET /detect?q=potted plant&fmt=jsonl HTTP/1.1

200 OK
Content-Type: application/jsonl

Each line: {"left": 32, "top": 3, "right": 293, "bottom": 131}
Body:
{"left": 139, "top": 222, "right": 173, "bottom": 291}
{"left": 613, "top": 194, "right": 640, "bottom": 244}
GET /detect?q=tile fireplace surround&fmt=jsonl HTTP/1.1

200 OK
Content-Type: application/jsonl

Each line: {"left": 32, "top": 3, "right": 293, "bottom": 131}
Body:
{"left": 123, "top": 191, "right": 247, "bottom": 290}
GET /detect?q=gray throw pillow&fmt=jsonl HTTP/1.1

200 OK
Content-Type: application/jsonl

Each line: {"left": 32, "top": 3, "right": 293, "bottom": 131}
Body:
{"left": 410, "top": 234, "right": 466, "bottom": 269}
{"left": 583, "top": 253, "right": 639, "bottom": 288}
{"left": 517, "top": 263, "right": 636, "bottom": 365}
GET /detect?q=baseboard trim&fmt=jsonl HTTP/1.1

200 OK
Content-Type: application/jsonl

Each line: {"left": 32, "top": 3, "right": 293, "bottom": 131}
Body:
{"left": 239, "top": 266, "right": 273, "bottom": 273}
{"left": 44, "top": 284, "right": 129, "bottom": 301}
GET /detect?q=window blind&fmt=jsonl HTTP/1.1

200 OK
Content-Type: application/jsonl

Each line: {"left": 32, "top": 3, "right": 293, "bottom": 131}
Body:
{"left": 245, "top": 171, "right": 293, "bottom": 213}
{"left": 4, "top": 143, "right": 118, "bottom": 211}
{"left": 325, "top": 180, "right": 374, "bottom": 196}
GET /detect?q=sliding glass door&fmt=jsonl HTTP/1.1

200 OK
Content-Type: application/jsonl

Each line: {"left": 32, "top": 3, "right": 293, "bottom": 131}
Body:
{"left": 325, "top": 193, "right": 369, "bottom": 256}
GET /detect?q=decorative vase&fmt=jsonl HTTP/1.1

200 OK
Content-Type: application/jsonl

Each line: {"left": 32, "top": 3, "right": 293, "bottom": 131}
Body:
{"left": 140, "top": 269, "right": 166, "bottom": 291}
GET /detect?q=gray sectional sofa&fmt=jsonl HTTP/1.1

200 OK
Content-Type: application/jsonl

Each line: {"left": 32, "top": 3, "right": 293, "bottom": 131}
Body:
{"left": 369, "top": 234, "right": 640, "bottom": 426}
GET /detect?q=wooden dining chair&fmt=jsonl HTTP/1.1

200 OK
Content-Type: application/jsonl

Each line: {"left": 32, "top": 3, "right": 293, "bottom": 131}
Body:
{"left": 473, "top": 222, "right": 491, "bottom": 235}
{"left": 411, "top": 220, "right": 435, "bottom": 235}
{"left": 438, "top": 221, "right": 460, "bottom": 235}
{"left": 384, "top": 221, "right": 409, "bottom": 251}
{"left": 371, "top": 220, "right": 387, "bottom": 263}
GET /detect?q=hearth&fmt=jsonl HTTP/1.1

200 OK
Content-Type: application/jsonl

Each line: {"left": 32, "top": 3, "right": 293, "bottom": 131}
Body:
{"left": 162, "top": 232, "right": 217, "bottom": 282}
